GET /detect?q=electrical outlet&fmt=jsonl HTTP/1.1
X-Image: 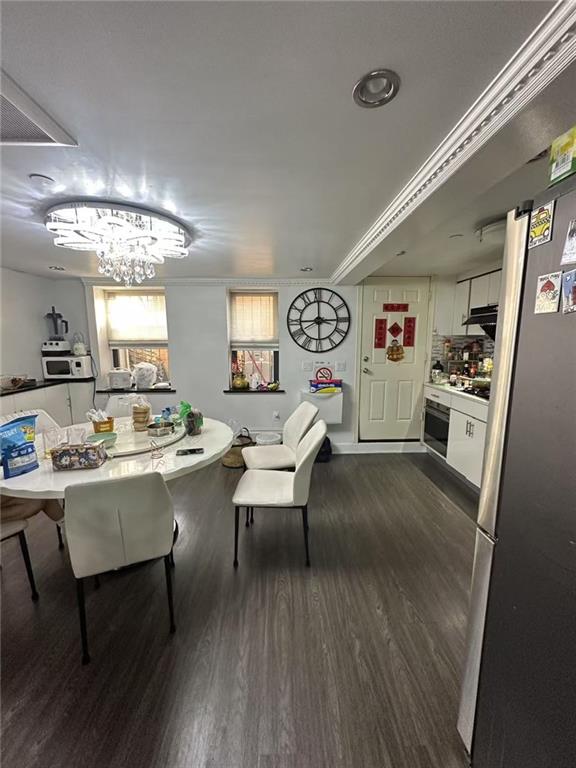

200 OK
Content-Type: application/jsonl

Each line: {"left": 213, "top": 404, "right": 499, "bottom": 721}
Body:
{"left": 335, "top": 361, "right": 346, "bottom": 372}
{"left": 273, "top": 410, "right": 280, "bottom": 420}
{"left": 301, "top": 361, "right": 313, "bottom": 372}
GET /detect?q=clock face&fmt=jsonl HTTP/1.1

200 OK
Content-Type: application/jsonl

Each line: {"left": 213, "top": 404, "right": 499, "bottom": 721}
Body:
{"left": 287, "top": 288, "right": 351, "bottom": 352}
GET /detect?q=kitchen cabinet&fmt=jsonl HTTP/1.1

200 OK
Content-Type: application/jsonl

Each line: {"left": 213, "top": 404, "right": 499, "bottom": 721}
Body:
{"left": 450, "top": 270, "right": 502, "bottom": 337}
{"left": 447, "top": 409, "right": 487, "bottom": 487}
{"left": 0, "top": 382, "right": 93, "bottom": 427}
{"left": 452, "top": 281, "right": 471, "bottom": 336}
{"left": 68, "top": 382, "right": 95, "bottom": 423}
{"left": 433, "top": 279, "right": 457, "bottom": 336}
{"left": 487, "top": 270, "right": 502, "bottom": 304}
{"left": 43, "top": 384, "right": 73, "bottom": 426}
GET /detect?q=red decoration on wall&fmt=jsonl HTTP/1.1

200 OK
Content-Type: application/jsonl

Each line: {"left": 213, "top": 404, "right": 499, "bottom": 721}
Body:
{"left": 403, "top": 316, "right": 416, "bottom": 347}
{"left": 383, "top": 303, "right": 409, "bottom": 312}
{"left": 388, "top": 322, "right": 403, "bottom": 338}
{"left": 374, "top": 318, "right": 387, "bottom": 349}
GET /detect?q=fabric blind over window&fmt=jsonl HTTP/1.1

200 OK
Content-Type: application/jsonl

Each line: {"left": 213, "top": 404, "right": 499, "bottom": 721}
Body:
{"left": 229, "top": 292, "right": 278, "bottom": 345}
{"left": 105, "top": 291, "right": 168, "bottom": 345}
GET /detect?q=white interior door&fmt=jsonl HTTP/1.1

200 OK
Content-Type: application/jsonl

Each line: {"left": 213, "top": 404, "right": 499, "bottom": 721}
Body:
{"left": 359, "top": 278, "right": 430, "bottom": 440}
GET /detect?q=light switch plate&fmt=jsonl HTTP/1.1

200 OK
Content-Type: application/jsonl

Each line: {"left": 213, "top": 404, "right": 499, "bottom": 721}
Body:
{"left": 301, "top": 361, "right": 313, "bottom": 372}
{"left": 335, "top": 361, "right": 346, "bottom": 371}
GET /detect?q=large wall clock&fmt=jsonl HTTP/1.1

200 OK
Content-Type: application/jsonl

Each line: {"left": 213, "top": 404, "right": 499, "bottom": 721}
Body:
{"left": 287, "top": 288, "right": 351, "bottom": 352}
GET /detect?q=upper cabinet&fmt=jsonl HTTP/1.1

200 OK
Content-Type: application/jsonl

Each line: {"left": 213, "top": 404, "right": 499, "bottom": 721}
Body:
{"left": 434, "top": 268, "right": 502, "bottom": 339}
{"left": 487, "top": 270, "right": 502, "bottom": 305}
{"left": 452, "top": 281, "right": 471, "bottom": 336}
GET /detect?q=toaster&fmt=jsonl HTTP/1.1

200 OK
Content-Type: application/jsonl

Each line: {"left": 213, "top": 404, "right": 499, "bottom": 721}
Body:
{"left": 108, "top": 368, "right": 132, "bottom": 390}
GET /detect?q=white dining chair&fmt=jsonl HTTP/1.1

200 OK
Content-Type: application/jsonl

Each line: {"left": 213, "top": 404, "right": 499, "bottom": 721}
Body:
{"left": 0, "top": 408, "right": 60, "bottom": 434}
{"left": 104, "top": 395, "right": 134, "bottom": 418}
{"left": 1, "top": 409, "right": 66, "bottom": 549}
{"left": 64, "top": 472, "right": 176, "bottom": 664}
{"left": 241, "top": 401, "right": 319, "bottom": 471}
{"left": 232, "top": 419, "right": 327, "bottom": 568}
{"left": 0, "top": 519, "right": 39, "bottom": 601}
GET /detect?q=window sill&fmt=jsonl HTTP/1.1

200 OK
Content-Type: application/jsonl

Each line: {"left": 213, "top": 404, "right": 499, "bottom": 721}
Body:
{"left": 223, "top": 389, "right": 286, "bottom": 394}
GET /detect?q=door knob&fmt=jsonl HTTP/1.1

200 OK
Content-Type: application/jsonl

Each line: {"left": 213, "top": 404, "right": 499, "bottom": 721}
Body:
{"left": 363, "top": 356, "right": 369, "bottom": 362}
{"left": 362, "top": 367, "right": 370, "bottom": 374}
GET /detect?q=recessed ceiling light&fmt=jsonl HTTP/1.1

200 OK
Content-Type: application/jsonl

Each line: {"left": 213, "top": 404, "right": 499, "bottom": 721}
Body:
{"left": 449, "top": 233, "right": 463, "bottom": 239}
{"left": 28, "top": 173, "right": 56, "bottom": 190}
{"left": 300, "top": 266, "right": 313, "bottom": 272}
{"left": 48, "top": 265, "right": 66, "bottom": 271}
{"left": 353, "top": 69, "right": 400, "bottom": 109}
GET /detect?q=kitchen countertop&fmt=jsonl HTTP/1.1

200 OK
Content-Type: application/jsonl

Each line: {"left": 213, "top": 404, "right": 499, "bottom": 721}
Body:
{"left": 96, "top": 386, "right": 176, "bottom": 394}
{"left": 1, "top": 378, "right": 95, "bottom": 397}
{"left": 425, "top": 382, "right": 490, "bottom": 405}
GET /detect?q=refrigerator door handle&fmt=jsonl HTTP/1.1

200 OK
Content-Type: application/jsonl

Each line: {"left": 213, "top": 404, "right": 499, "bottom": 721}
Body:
{"left": 477, "top": 208, "right": 530, "bottom": 537}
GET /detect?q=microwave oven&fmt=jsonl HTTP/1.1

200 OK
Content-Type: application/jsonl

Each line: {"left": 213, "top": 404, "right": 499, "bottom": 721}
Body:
{"left": 42, "top": 355, "right": 92, "bottom": 380}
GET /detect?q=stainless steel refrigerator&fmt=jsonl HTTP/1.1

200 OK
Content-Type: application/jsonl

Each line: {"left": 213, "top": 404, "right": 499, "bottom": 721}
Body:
{"left": 457, "top": 176, "right": 576, "bottom": 767}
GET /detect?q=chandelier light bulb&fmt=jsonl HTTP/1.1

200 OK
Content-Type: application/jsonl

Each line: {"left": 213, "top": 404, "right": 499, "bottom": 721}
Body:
{"left": 44, "top": 201, "right": 193, "bottom": 286}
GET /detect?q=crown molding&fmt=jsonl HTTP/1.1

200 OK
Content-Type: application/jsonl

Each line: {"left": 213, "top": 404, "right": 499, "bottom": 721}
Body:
{"left": 331, "top": 0, "right": 576, "bottom": 284}
{"left": 80, "top": 276, "right": 321, "bottom": 288}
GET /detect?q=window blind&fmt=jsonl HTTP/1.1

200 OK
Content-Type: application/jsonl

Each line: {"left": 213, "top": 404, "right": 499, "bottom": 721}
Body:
{"left": 105, "top": 290, "right": 168, "bottom": 346}
{"left": 229, "top": 292, "right": 278, "bottom": 346}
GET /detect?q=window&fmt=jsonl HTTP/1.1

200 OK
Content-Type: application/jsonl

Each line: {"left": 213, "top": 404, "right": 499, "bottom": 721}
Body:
{"left": 105, "top": 290, "right": 170, "bottom": 382}
{"left": 228, "top": 291, "right": 279, "bottom": 387}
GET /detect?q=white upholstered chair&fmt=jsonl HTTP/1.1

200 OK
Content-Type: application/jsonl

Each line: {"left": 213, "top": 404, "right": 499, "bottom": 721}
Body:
{"left": 1, "top": 409, "right": 66, "bottom": 548}
{"left": 0, "top": 408, "right": 60, "bottom": 434}
{"left": 241, "top": 401, "right": 319, "bottom": 471}
{"left": 0, "top": 519, "right": 38, "bottom": 601}
{"left": 232, "top": 419, "right": 327, "bottom": 568}
{"left": 64, "top": 472, "right": 176, "bottom": 664}
{"left": 104, "top": 395, "right": 134, "bottom": 418}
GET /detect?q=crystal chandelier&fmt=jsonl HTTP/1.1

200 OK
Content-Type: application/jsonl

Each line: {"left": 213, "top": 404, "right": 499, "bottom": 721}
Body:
{"left": 44, "top": 201, "right": 193, "bottom": 286}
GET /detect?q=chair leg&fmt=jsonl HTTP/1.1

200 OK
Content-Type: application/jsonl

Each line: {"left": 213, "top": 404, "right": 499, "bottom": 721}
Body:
{"left": 56, "top": 524, "right": 64, "bottom": 550}
{"left": 234, "top": 506, "right": 240, "bottom": 568}
{"left": 245, "top": 506, "right": 250, "bottom": 528}
{"left": 76, "top": 578, "right": 90, "bottom": 664}
{"left": 301, "top": 506, "right": 311, "bottom": 567}
{"left": 18, "top": 531, "right": 38, "bottom": 601}
{"left": 163, "top": 555, "right": 176, "bottom": 634}
{"left": 250, "top": 507, "right": 254, "bottom": 525}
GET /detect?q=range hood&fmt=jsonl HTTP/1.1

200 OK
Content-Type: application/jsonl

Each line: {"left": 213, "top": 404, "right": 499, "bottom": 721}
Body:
{"left": 462, "top": 304, "right": 498, "bottom": 340}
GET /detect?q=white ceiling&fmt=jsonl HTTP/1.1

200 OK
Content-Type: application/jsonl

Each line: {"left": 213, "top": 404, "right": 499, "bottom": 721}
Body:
{"left": 372, "top": 154, "right": 549, "bottom": 277}
{"left": 0, "top": 1, "right": 552, "bottom": 281}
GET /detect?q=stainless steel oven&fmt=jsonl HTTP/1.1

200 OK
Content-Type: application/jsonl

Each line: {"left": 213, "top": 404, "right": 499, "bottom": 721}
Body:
{"left": 423, "top": 398, "right": 450, "bottom": 457}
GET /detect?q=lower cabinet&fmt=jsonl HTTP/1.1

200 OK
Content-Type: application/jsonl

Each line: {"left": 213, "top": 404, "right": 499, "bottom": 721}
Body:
{"left": 447, "top": 409, "right": 487, "bottom": 487}
{"left": 1, "top": 382, "right": 94, "bottom": 428}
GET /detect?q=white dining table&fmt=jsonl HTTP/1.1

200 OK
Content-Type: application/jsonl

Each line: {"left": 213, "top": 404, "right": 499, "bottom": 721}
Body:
{"left": 0, "top": 417, "right": 234, "bottom": 500}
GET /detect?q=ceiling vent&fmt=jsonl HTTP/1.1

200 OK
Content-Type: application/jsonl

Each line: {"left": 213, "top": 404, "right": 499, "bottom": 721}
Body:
{"left": 1, "top": 70, "right": 76, "bottom": 146}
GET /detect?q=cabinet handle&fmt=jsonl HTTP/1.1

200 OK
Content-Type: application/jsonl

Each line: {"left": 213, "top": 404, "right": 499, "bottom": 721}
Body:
{"left": 470, "top": 422, "right": 475, "bottom": 438}
{"left": 362, "top": 368, "right": 370, "bottom": 374}
{"left": 363, "top": 356, "right": 370, "bottom": 362}
{"left": 465, "top": 420, "right": 470, "bottom": 436}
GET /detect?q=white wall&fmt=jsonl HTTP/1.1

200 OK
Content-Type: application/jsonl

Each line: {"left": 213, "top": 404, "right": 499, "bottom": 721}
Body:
{"left": 163, "top": 283, "right": 358, "bottom": 445}
{"left": 0, "top": 268, "right": 89, "bottom": 379}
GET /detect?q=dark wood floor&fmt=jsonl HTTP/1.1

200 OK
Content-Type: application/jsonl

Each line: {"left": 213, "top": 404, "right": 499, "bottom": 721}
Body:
{"left": 1, "top": 455, "right": 475, "bottom": 768}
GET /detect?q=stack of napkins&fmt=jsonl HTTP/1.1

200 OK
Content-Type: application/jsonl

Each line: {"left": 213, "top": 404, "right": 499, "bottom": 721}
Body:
{"left": 309, "top": 379, "right": 342, "bottom": 394}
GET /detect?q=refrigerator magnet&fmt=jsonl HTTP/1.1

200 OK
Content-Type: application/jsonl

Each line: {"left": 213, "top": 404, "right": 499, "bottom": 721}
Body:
{"left": 560, "top": 219, "right": 576, "bottom": 265}
{"left": 561, "top": 269, "right": 576, "bottom": 314}
{"left": 534, "top": 272, "right": 562, "bottom": 314}
{"left": 528, "top": 201, "right": 555, "bottom": 249}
